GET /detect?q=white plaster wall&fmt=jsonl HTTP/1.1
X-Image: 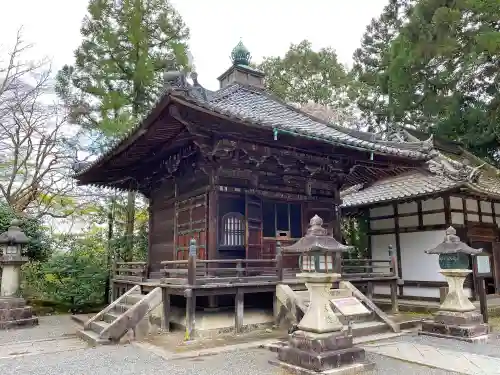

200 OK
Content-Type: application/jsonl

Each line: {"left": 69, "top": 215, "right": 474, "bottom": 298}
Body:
{"left": 370, "top": 218, "right": 395, "bottom": 231}
{"left": 422, "top": 197, "right": 444, "bottom": 211}
{"left": 400, "top": 231, "right": 445, "bottom": 282}
{"left": 466, "top": 199, "right": 479, "bottom": 212}
{"left": 398, "top": 202, "right": 418, "bottom": 214}
{"left": 371, "top": 234, "right": 395, "bottom": 295}
{"left": 422, "top": 213, "right": 446, "bottom": 226}
{"left": 450, "top": 196, "right": 463, "bottom": 210}
{"left": 468, "top": 213, "right": 480, "bottom": 222}
{"left": 399, "top": 215, "right": 419, "bottom": 228}
{"left": 482, "top": 215, "right": 494, "bottom": 223}
{"left": 495, "top": 203, "right": 500, "bottom": 214}
{"left": 480, "top": 201, "right": 492, "bottom": 213}
{"left": 451, "top": 212, "right": 464, "bottom": 225}
{"left": 369, "top": 205, "right": 394, "bottom": 218}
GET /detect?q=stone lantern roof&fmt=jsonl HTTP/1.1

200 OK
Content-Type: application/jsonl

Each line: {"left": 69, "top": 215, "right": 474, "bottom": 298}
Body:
{"left": 425, "top": 226, "right": 482, "bottom": 255}
{"left": 281, "top": 215, "right": 352, "bottom": 254}
{"left": 0, "top": 220, "right": 29, "bottom": 245}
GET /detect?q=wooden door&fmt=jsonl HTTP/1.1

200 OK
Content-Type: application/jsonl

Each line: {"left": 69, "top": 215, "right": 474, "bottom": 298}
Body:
{"left": 175, "top": 193, "right": 208, "bottom": 260}
{"left": 245, "top": 194, "right": 263, "bottom": 259}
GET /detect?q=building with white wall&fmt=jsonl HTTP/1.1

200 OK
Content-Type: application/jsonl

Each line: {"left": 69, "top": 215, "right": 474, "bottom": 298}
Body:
{"left": 342, "top": 129, "right": 500, "bottom": 302}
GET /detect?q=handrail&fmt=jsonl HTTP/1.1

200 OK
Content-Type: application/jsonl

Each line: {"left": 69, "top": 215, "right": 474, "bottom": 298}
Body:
{"left": 84, "top": 285, "right": 140, "bottom": 329}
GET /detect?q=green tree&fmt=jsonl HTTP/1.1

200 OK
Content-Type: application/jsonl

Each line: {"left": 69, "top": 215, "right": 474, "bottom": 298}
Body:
{"left": 0, "top": 203, "right": 51, "bottom": 262}
{"left": 351, "top": 0, "right": 415, "bottom": 130}
{"left": 56, "top": 0, "right": 190, "bottom": 259}
{"left": 385, "top": 0, "right": 500, "bottom": 163}
{"left": 258, "top": 40, "right": 358, "bottom": 126}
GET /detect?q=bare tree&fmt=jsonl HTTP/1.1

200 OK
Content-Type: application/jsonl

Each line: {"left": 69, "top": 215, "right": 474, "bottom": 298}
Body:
{"left": 0, "top": 29, "right": 89, "bottom": 219}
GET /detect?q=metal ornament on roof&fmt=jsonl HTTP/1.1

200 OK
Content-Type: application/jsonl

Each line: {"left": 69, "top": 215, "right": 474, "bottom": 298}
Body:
{"left": 425, "top": 226, "right": 481, "bottom": 270}
{"left": 281, "top": 215, "right": 352, "bottom": 254}
{"left": 0, "top": 220, "right": 29, "bottom": 245}
{"left": 231, "top": 41, "right": 251, "bottom": 66}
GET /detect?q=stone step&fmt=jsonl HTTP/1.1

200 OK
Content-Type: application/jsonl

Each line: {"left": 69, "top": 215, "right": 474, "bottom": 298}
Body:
{"left": 76, "top": 329, "right": 111, "bottom": 346}
{"left": 0, "top": 306, "right": 34, "bottom": 320}
{"left": 102, "top": 311, "right": 120, "bottom": 324}
{"left": 89, "top": 320, "right": 111, "bottom": 335}
{"left": 113, "top": 303, "right": 134, "bottom": 314}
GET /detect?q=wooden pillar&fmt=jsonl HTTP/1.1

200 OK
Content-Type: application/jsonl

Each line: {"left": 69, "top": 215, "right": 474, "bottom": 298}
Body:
{"left": 366, "top": 281, "right": 374, "bottom": 300}
{"left": 185, "top": 288, "right": 196, "bottom": 340}
{"left": 162, "top": 288, "right": 171, "bottom": 332}
{"left": 207, "top": 188, "right": 218, "bottom": 309}
{"left": 235, "top": 289, "right": 244, "bottom": 333}
{"left": 390, "top": 280, "right": 399, "bottom": 314}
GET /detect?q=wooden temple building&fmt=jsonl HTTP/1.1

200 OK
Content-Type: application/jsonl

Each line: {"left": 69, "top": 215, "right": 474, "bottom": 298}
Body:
{"left": 341, "top": 128, "right": 500, "bottom": 302}
{"left": 73, "top": 42, "right": 438, "bottom": 323}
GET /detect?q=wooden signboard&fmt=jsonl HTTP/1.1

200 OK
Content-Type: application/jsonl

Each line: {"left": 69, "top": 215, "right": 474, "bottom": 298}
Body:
{"left": 331, "top": 297, "right": 370, "bottom": 316}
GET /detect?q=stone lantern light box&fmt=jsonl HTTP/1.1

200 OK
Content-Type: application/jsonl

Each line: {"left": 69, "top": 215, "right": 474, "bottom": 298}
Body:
{"left": 0, "top": 219, "right": 38, "bottom": 329}
{"left": 282, "top": 214, "right": 352, "bottom": 274}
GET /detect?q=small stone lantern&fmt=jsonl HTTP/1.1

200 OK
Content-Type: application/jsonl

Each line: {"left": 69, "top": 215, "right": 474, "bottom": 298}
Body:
{"left": 419, "top": 226, "right": 488, "bottom": 342}
{"left": 0, "top": 220, "right": 38, "bottom": 329}
{"left": 270, "top": 215, "right": 375, "bottom": 374}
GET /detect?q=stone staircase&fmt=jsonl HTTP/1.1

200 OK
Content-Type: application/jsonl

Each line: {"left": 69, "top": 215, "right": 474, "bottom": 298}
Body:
{"left": 75, "top": 285, "right": 162, "bottom": 345}
{"left": 275, "top": 281, "right": 404, "bottom": 338}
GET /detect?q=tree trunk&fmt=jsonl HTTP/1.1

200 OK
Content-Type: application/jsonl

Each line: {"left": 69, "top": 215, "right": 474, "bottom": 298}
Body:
{"left": 125, "top": 190, "right": 136, "bottom": 262}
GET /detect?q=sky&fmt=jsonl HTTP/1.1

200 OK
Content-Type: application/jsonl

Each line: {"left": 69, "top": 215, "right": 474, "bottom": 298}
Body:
{"left": 0, "top": 0, "right": 388, "bottom": 91}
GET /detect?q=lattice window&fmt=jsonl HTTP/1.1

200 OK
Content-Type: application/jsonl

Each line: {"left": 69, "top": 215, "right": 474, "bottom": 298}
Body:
{"left": 221, "top": 212, "right": 245, "bottom": 246}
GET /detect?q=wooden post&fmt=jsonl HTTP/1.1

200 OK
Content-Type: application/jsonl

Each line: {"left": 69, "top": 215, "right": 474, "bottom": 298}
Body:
{"left": 390, "top": 280, "right": 399, "bottom": 314}
{"left": 366, "top": 281, "right": 374, "bottom": 300}
{"left": 188, "top": 238, "right": 197, "bottom": 286}
{"left": 235, "top": 289, "right": 244, "bottom": 333}
{"left": 185, "top": 288, "right": 196, "bottom": 340}
{"left": 162, "top": 288, "right": 171, "bottom": 332}
{"left": 236, "top": 259, "right": 243, "bottom": 278}
{"left": 478, "top": 277, "right": 488, "bottom": 324}
{"left": 388, "top": 245, "right": 397, "bottom": 278}
{"left": 276, "top": 241, "right": 283, "bottom": 282}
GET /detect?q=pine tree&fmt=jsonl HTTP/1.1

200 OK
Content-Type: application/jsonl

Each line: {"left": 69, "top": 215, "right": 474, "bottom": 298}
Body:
{"left": 351, "top": 0, "right": 415, "bottom": 130}
{"left": 57, "top": 0, "right": 190, "bottom": 260}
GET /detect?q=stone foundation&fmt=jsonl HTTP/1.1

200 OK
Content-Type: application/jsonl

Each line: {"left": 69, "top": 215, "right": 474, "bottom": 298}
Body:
{"left": 0, "top": 297, "right": 38, "bottom": 329}
{"left": 271, "top": 330, "right": 374, "bottom": 374}
{"left": 419, "top": 310, "right": 489, "bottom": 343}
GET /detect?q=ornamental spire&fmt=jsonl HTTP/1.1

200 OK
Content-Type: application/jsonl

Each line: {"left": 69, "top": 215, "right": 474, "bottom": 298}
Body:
{"left": 230, "top": 40, "right": 251, "bottom": 66}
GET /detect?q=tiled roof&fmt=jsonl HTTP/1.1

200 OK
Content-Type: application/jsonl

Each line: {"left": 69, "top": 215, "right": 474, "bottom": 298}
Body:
{"left": 74, "top": 80, "right": 435, "bottom": 176}
{"left": 206, "top": 84, "right": 433, "bottom": 160}
{"left": 341, "top": 130, "right": 500, "bottom": 208}
{"left": 341, "top": 170, "right": 462, "bottom": 208}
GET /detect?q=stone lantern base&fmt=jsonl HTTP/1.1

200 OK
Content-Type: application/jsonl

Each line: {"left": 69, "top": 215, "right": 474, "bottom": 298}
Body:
{"left": 419, "top": 269, "right": 489, "bottom": 343}
{"left": 270, "top": 272, "right": 374, "bottom": 374}
{"left": 0, "top": 297, "right": 38, "bottom": 330}
{"left": 270, "top": 330, "right": 375, "bottom": 374}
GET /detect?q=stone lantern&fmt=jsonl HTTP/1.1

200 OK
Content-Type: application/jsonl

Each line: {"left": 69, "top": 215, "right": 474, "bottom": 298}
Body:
{"left": 0, "top": 220, "right": 38, "bottom": 329}
{"left": 419, "top": 226, "right": 488, "bottom": 342}
{"left": 270, "top": 215, "right": 374, "bottom": 374}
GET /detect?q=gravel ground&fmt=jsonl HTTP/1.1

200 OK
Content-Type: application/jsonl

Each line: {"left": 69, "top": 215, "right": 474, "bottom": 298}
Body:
{"left": 0, "top": 315, "right": 467, "bottom": 374}
{"left": 0, "top": 315, "right": 77, "bottom": 343}
{"left": 0, "top": 345, "right": 461, "bottom": 375}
